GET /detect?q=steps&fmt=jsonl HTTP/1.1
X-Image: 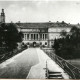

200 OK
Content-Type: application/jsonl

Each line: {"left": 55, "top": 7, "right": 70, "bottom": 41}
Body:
{"left": 47, "top": 71, "right": 63, "bottom": 79}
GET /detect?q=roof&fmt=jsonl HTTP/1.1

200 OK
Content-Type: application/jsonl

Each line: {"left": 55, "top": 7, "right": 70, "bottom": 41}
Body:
{"left": 15, "top": 22, "right": 73, "bottom": 29}
{"left": 16, "top": 22, "right": 53, "bottom": 29}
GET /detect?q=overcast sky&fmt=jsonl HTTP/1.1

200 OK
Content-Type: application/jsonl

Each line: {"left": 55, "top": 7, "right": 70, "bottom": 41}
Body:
{"left": 0, "top": 0, "right": 80, "bottom": 24}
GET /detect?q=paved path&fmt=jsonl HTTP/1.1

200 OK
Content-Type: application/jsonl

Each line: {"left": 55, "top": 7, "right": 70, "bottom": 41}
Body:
{"left": 0, "top": 48, "right": 39, "bottom": 79}
{"left": 0, "top": 48, "right": 70, "bottom": 79}
{"left": 27, "top": 48, "right": 69, "bottom": 79}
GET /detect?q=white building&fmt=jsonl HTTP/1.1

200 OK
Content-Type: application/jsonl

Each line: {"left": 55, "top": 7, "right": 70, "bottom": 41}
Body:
{"left": 16, "top": 22, "right": 71, "bottom": 47}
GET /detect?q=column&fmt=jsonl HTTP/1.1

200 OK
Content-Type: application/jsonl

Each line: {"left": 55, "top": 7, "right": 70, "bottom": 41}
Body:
{"left": 29, "top": 33, "right": 31, "bottom": 40}
{"left": 26, "top": 33, "right": 27, "bottom": 40}
{"left": 33, "top": 34, "right": 34, "bottom": 40}
{"left": 23, "top": 33, "right": 25, "bottom": 40}
{"left": 34, "top": 34, "right": 35, "bottom": 40}
{"left": 45, "top": 34, "right": 47, "bottom": 40}
{"left": 44, "top": 34, "right": 45, "bottom": 40}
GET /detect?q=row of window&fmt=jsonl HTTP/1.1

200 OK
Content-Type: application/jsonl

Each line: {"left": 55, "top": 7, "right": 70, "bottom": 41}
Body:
{"left": 23, "top": 33, "right": 48, "bottom": 40}
{"left": 27, "top": 42, "right": 48, "bottom": 45}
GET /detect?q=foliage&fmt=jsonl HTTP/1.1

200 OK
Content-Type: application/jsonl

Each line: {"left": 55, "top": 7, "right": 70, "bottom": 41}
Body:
{"left": 0, "top": 23, "right": 23, "bottom": 52}
{"left": 60, "top": 30, "right": 67, "bottom": 38}
{"left": 53, "top": 26, "right": 80, "bottom": 59}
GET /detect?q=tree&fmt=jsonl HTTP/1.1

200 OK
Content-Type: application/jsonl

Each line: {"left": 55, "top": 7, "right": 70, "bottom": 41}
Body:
{"left": 53, "top": 26, "right": 80, "bottom": 59}
{"left": 60, "top": 30, "right": 67, "bottom": 38}
{"left": 17, "top": 32, "right": 23, "bottom": 42}
{"left": 0, "top": 23, "right": 23, "bottom": 52}
{"left": 0, "top": 24, "right": 3, "bottom": 47}
{"left": 70, "top": 26, "right": 80, "bottom": 47}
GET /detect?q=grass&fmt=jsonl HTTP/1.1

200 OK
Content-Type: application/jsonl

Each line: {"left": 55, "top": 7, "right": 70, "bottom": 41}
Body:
{"left": 66, "top": 59, "right": 80, "bottom": 69}
{"left": 43, "top": 48, "right": 80, "bottom": 70}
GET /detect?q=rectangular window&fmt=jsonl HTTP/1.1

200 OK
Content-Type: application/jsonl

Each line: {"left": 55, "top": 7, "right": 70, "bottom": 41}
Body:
{"left": 43, "top": 34, "right": 44, "bottom": 40}
{"left": 34, "top": 34, "right": 35, "bottom": 40}
{"left": 36, "top": 34, "right": 38, "bottom": 40}
{"left": 40, "top": 34, "right": 42, "bottom": 40}
{"left": 45, "top": 34, "right": 48, "bottom": 40}
{"left": 25, "top": 34, "right": 26, "bottom": 40}
{"left": 45, "top": 42, "right": 47, "bottom": 45}
{"left": 31, "top": 34, "right": 33, "bottom": 40}
{"left": 27, "top": 34, "right": 29, "bottom": 40}
{"left": 23, "top": 34, "right": 25, "bottom": 40}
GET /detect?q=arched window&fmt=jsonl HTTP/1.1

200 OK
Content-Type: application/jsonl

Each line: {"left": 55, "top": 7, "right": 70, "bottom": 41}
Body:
{"left": 45, "top": 42, "right": 47, "bottom": 45}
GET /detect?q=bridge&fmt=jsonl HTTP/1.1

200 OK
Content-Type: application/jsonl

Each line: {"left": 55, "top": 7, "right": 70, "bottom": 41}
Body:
{"left": 0, "top": 48, "right": 79, "bottom": 79}
{"left": 43, "top": 48, "right": 80, "bottom": 79}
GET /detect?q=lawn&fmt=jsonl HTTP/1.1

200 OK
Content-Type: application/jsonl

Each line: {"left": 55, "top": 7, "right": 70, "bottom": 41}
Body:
{"left": 66, "top": 59, "right": 80, "bottom": 69}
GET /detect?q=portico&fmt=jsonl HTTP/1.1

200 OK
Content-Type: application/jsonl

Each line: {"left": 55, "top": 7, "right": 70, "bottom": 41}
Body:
{"left": 16, "top": 22, "right": 71, "bottom": 47}
{"left": 23, "top": 33, "right": 48, "bottom": 41}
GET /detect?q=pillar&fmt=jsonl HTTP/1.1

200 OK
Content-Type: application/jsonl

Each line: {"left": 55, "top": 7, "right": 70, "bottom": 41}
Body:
{"left": 26, "top": 33, "right": 27, "bottom": 40}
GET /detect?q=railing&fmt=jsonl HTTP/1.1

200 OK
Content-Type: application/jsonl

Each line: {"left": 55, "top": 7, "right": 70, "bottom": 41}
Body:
{"left": 42, "top": 48, "right": 80, "bottom": 79}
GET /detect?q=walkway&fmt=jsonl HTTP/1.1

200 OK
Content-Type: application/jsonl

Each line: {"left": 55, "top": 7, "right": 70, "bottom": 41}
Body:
{"left": 27, "top": 48, "right": 69, "bottom": 79}
{"left": 0, "top": 48, "right": 39, "bottom": 79}
{"left": 0, "top": 48, "right": 69, "bottom": 79}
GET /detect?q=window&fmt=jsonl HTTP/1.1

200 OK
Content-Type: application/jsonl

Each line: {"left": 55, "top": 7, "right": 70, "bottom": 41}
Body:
{"left": 31, "top": 34, "right": 33, "bottom": 40}
{"left": 27, "top": 34, "right": 29, "bottom": 40}
{"left": 24, "top": 34, "right": 26, "bottom": 40}
{"left": 45, "top": 34, "right": 48, "bottom": 40}
{"left": 43, "top": 34, "right": 44, "bottom": 40}
{"left": 34, "top": 34, "right": 35, "bottom": 40}
{"left": 45, "top": 42, "right": 47, "bottom": 45}
{"left": 27, "top": 42, "right": 29, "bottom": 45}
{"left": 40, "top": 34, "right": 42, "bottom": 40}
{"left": 36, "top": 34, "right": 38, "bottom": 40}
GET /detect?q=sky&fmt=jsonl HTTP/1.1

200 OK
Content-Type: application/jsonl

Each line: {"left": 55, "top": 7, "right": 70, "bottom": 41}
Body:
{"left": 0, "top": 0, "right": 80, "bottom": 24}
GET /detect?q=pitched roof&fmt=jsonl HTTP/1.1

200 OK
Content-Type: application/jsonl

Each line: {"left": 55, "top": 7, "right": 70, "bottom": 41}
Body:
{"left": 16, "top": 22, "right": 52, "bottom": 29}
{"left": 16, "top": 22, "right": 73, "bottom": 29}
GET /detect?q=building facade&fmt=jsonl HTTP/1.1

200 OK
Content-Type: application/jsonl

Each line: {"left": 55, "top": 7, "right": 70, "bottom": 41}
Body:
{"left": 16, "top": 23, "right": 71, "bottom": 47}
{"left": 16, "top": 23, "right": 49, "bottom": 47}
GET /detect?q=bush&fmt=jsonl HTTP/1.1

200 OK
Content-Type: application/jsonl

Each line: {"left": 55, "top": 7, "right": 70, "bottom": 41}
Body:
{"left": 53, "top": 26, "right": 80, "bottom": 60}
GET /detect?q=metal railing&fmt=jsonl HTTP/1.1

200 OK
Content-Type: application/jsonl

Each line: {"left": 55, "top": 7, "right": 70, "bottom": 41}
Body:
{"left": 42, "top": 48, "right": 80, "bottom": 79}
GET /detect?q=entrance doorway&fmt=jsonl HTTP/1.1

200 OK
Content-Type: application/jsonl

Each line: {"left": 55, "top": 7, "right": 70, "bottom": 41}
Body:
{"left": 33, "top": 42, "right": 36, "bottom": 47}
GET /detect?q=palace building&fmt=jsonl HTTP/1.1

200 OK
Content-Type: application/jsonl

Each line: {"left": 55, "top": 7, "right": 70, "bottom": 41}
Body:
{"left": 16, "top": 22, "right": 71, "bottom": 47}
{"left": 0, "top": 9, "right": 74, "bottom": 47}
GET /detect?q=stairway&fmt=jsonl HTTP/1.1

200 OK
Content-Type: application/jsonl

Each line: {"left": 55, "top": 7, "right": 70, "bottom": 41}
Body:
{"left": 46, "top": 70, "right": 63, "bottom": 79}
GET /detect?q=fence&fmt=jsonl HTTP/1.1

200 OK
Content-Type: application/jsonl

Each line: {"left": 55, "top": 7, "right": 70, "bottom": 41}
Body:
{"left": 42, "top": 48, "right": 80, "bottom": 79}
